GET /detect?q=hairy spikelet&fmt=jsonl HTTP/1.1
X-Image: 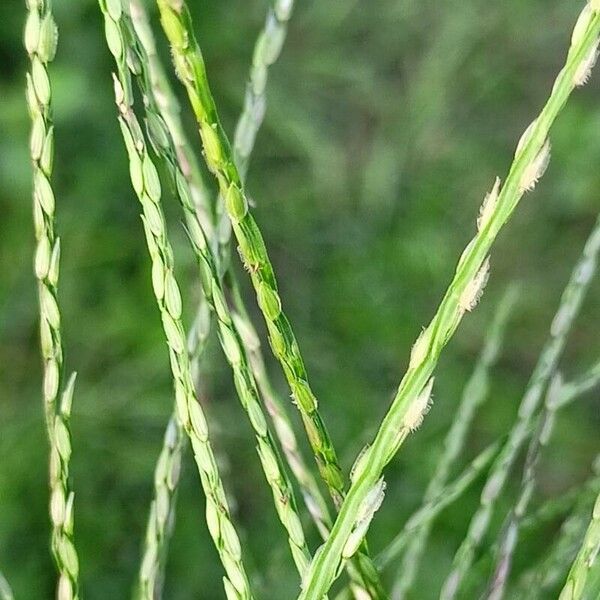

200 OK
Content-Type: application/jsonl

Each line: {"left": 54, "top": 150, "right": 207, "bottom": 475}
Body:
{"left": 403, "top": 378, "right": 434, "bottom": 432}
{"left": 459, "top": 257, "right": 490, "bottom": 312}
{"left": 519, "top": 140, "right": 551, "bottom": 192}
{"left": 574, "top": 44, "right": 599, "bottom": 85}
{"left": 477, "top": 178, "right": 501, "bottom": 232}
{"left": 409, "top": 327, "right": 431, "bottom": 370}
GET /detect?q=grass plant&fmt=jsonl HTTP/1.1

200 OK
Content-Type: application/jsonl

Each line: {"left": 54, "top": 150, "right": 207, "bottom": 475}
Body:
{"left": 5, "top": 0, "right": 600, "bottom": 598}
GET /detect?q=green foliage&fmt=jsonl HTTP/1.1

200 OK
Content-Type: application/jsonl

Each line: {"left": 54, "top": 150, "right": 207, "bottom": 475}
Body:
{"left": 1, "top": 1, "right": 600, "bottom": 599}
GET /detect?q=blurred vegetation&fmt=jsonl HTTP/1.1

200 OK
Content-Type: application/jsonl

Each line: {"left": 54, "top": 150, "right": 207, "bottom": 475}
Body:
{"left": 1, "top": 0, "right": 599, "bottom": 598}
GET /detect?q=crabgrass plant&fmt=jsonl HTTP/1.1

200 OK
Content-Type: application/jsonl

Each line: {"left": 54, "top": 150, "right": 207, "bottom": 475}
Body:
{"left": 18, "top": 0, "right": 600, "bottom": 598}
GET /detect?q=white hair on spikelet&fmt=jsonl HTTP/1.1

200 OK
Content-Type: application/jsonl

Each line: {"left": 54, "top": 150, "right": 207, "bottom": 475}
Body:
{"left": 403, "top": 377, "right": 434, "bottom": 432}
{"left": 459, "top": 257, "right": 490, "bottom": 312}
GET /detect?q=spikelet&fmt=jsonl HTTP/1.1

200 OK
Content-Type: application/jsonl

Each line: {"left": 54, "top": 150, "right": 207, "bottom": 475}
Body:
{"left": 350, "top": 444, "right": 370, "bottom": 483}
{"left": 459, "top": 257, "right": 490, "bottom": 312}
{"left": 572, "top": 5, "right": 594, "bottom": 46}
{"left": 515, "top": 120, "right": 536, "bottom": 157}
{"left": 519, "top": 139, "right": 550, "bottom": 192}
{"left": 409, "top": 327, "right": 431, "bottom": 370}
{"left": 574, "top": 43, "right": 599, "bottom": 86}
{"left": 477, "top": 177, "right": 501, "bottom": 232}
{"left": 403, "top": 377, "right": 434, "bottom": 432}
{"left": 356, "top": 478, "right": 386, "bottom": 525}
{"left": 342, "top": 478, "right": 386, "bottom": 559}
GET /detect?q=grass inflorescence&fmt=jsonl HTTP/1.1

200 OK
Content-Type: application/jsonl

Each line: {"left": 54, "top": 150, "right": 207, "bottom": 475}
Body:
{"left": 9, "top": 0, "right": 600, "bottom": 598}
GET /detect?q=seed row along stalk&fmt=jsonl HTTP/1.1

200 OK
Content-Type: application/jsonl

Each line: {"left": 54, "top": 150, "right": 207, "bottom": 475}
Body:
{"left": 99, "top": 2, "right": 253, "bottom": 597}
{"left": 105, "top": 3, "right": 317, "bottom": 583}
{"left": 125, "top": 2, "right": 217, "bottom": 592}
{"left": 214, "top": 0, "right": 297, "bottom": 271}
{"left": 295, "top": 4, "right": 600, "bottom": 597}
{"left": 153, "top": 1, "right": 386, "bottom": 596}
{"left": 24, "top": 0, "right": 80, "bottom": 597}
{"left": 137, "top": 415, "right": 184, "bottom": 598}
{"left": 126, "top": 0, "right": 342, "bottom": 592}
{"left": 154, "top": 0, "right": 346, "bottom": 510}
{"left": 391, "top": 288, "right": 516, "bottom": 598}
{"left": 126, "top": 1, "right": 385, "bottom": 592}
{"left": 443, "top": 211, "right": 600, "bottom": 600}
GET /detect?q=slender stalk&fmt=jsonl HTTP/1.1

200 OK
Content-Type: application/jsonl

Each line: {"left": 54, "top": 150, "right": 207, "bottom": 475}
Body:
{"left": 153, "top": 2, "right": 386, "bottom": 595}
{"left": 24, "top": 1, "right": 80, "bottom": 596}
{"left": 558, "top": 490, "right": 600, "bottom": 600}
{"left": 154, "top": 0, "right": 346, "bottom": 510}
{"left": 215, "top": 0, "right": 296, "bottom": 269}
{"left": 555, "top": 359, "right": 600, "bottom": 408}
{"left": 376, "top": 441, "right": 501, "bottom": 571}
{"left": 118, "top": 8, "right": 315, "bottom": 581}
{"left": 391, "top": 288, "right": 516, "bottom": 598}
{"left": 515, "top": 455, "right": 600, "bottom": 599}
{"left": 444, "top": 212, "right": 600, "bottom": 600}
{"left": 520, "top": 491, "right": 585, "bottom": 534}
{"left": 137, "top": 416, "right": 184, "bottom": 599}
{"left": 295, "top": 5, "right": 600, "bottom": 596}
{"left": 126, "top": 0, "right": 353, "bottom": 592}
{"left": 99, "top": 4, "right": 253, "bottom": 597}
{"left": 487, "top": 355, "right": 600, "bottom": 599}
{"left": 228, "top": 277, "right": 333, "bottom": 540}
{"left": 126, "top": 2, "right": 214, "bottom": 592}
{"left": 127, "top": 0, "right": 308, "bottom": 591}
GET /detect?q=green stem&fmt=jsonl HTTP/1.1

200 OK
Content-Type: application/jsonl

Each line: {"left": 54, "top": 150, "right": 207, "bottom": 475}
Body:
{"left": 558, "top": 490, "right": 600, "bottom": 600}
{"left": 99, "top": 2, "right": 253, "bottom": 596}
{"left": 154, "top": 1, "right": 387, "bottom": 596}
{"left": 0, "top": 569, "right": 13, "bottom": 600}
{"left": 450, "top": 212, "right": 600, "bottom": 600}
{"left": 119, "top": 6, "right": 314, "bottom": 581}
{"left": 389, "top": 288, "right": 515, "bottom": 597}
{"left": 298, "top": 5, "right": 600, "bottom": 597}
{"left": 154, "top": 0, "right": 347, "bottom": 510}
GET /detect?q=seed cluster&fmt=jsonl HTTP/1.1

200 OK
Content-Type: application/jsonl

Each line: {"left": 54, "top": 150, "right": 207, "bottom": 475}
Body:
{"left": 25, "top": 1, "right": 79, "bottom": 597}
{"left": 100, "top": 2, "right": 253, "bottom": 596}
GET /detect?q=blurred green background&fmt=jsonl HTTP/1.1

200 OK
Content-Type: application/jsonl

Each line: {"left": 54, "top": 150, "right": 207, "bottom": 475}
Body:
{"left": 1, "top": 0, "right": 599, "bottom": 598}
